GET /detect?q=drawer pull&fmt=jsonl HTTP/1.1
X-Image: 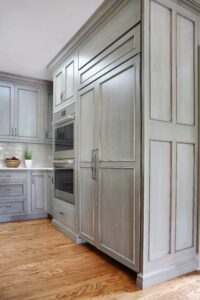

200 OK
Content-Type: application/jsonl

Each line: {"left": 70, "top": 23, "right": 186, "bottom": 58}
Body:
{"left": 59, "top": 211, "right": 64, "bottom": 216}
{"left": 4, "top": 205, "right": 12, "bottom": 208}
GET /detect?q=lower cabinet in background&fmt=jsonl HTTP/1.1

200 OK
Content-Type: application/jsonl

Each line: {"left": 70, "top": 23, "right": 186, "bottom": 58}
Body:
{"left": 0, "top": 170, "right": 53, "bottom": 222}
{"left": 31, "top": 171, "right": 47, "bottom": 212}
{"left": 47, "top": 171, "right": 53, "bottom": 215}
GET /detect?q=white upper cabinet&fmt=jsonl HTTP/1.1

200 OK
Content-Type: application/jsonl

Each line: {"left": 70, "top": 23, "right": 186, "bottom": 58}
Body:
{"left": 15, "top": 85, "right": 40, "bottom": 141}
{"left": 53, "top": 54, "right": 77, "bottom": 112}
{"left": 0, "top": 82, "right": 14, "bottom": 139}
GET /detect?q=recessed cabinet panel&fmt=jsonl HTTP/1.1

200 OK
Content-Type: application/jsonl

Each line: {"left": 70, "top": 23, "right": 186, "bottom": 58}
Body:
{"left": 0, "top": 84, "right": 13, "bottom": 137}
{"left": 46, "top": 93, "right": 53, "bottom": 140}
{"left": 100, "top": 66, "right": 135, "bottom": 161}
{"left": 31, "top": 174, "right": 46, "bottom": 211}
{"left": 80, "top": 89, "right": 95, "bottom": 162}
{"left": 149, "top": 140, "right": 172, "bottom": 261}
{"left": 79, "top": 168, "right": 95, "bottom": 242}
{"left": 99, "top": 168, "right": 134, "bottom": 261}
{"left": 78, "top": 0, "right": 141, "bottom": 69}
{"left": 65, "top": 62, "right": 74, "bottom": 100}
{"left": 177, "top": 15, "right": 195, "bottom": 125}
{"left": 0, "top": 201, "right": 25, "bottom": 214}
{"left": 16, "top": 88, "right": 38, "bottom": 139}
{"left": 55, "top": 71, "right": 63, "bottom": 106}
{"left": 176, "top": 143, "right": 194, "bottom": 251}
{"left": 0, "top": 184, "right": 26, "bottom": 197}
{"left": 150, "top": 1, "right": 172, "bottom": 122}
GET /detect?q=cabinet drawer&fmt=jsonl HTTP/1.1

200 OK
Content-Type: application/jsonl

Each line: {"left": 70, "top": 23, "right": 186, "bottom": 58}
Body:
{"left": 53, "top": 200, "right": 76, "bottom": 230}
{"left": 0, "top": 183, "right": 27, "bottom": 197}
{"left": 0, "top": 172, "right": 27, "bottom": 182}
{"left": 0, "top": 200, "right": 26, "bottom": 214}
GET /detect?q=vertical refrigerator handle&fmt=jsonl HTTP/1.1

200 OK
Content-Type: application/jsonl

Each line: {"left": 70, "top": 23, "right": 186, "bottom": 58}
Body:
{"left": 92, "top": 149, "right": 98, "bottom": 180}
{"left": 92, "top": 149, "right": 96, "bottom": 180}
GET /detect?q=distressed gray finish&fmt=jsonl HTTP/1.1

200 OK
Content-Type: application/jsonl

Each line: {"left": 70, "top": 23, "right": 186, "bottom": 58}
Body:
{"left": 149, "top": 140, "right": 172, "bottom": 261}
{"left": 0, "top": 83, "right": 14, "bottom": 139}
{"left": 78, "top": 55, "right": 141, "bottom": 271}
{"left": 53, "top": 54, "right": 77, "bottom": 113}
{"left": 15, "top": 85, "right": 40, "bottom": 141}
{"left": 49, "top": 0, "right": 199, "bottom": 289}
{"left": 47, "top": 172, "right": 53, "bottom": 215}
{"left": 0, "top": 73, "right": 53, "bottom": 144}
{"left": 140, "top": 0, "right": 198, "bottom": 288}
{"left": 150, "top": 1, "right": 172, "bottom": 122}
{"left": 31, "top": 171, "right": 47, "bottom": 212}
{"left": 176, "top": 14, "right": 195, "bottom": 125}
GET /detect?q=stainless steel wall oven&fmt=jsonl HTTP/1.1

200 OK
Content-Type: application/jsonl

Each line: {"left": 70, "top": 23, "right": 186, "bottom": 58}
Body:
{"left": 53, "top": 160, "right": 75, "bottom": 205}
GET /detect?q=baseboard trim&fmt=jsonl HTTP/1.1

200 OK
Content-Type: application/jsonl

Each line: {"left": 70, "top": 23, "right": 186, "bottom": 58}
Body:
{"left": 0, "top": 213, "right": 48, "bottom": 223}
{"left": 137, "top": 256, "right": 198, "bottom": 288}
{"left": 52, "top": 219, "right": 84, "bottom": 244}
{"left": 196, "top": 254, "right": 200, "bottom": 270}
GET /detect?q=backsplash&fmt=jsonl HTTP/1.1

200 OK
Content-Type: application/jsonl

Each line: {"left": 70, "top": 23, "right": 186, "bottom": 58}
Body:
{"left": 0, "top": 143, "right": 52, "bottom": 168}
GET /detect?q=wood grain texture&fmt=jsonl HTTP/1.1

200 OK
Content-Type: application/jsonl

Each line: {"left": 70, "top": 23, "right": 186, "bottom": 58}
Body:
{"left": 0, "top": 219, "right": 139, "bottom": 300}
{"left": 93, "top": 271, "right": 200, "bottom": 299}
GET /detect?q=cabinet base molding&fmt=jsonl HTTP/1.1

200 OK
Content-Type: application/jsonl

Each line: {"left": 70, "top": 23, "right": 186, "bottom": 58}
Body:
{"left": 0, "top": 212, "right": 48, "bottom": 223}
{"left": 52, "top": 219, "right": 84, "bottom": 244}
{"left": 137, "top": 257, "right": 197, "bottom": 289}
{"left": 196, "top": 255, "right": 200, "bottom": 270}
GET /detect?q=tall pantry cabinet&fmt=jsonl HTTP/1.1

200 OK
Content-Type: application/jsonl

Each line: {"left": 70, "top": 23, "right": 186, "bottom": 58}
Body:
{"left": 49, "top": 0, "right": 200, "bottom": 288}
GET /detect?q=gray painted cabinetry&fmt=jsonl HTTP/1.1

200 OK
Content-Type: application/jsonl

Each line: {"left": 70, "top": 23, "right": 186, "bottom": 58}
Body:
{"left": 49, "top": 0, "right": 199, "bottom": 288}
{"left": 0, "top": 170, "right": 52, "bottom": 222}
{"left": 0, "top": 73, "right": 53, "bottom": 143}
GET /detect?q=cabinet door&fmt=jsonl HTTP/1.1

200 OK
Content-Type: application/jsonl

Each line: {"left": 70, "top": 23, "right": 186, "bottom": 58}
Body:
{"left": 15, "top": 85, "right": 40, "bottom": 141}
{"left": 97, "top": 57, "right": 140, "bottom": 271}
{"left": 31, "top": 172, "right": 47, "bottom": 212}
{"left": 47, "top": 172, "right": 53, "bottom": 215}
{"left": 78, "top": 84, "right": 98, "bottom": 245}
{"left": 0, "top": 82, "right": 14, "bottom": 139}
{"left": 53, "top": 55, "right": 77, "bottom": 113}
{"left": 63, "top": 59, "right": 75, "bottom": 102}
{"left": 45, "top": 93, "right": 53, "bottom": 141}
{"left": 54, "top": 69, "right": 64, "bottom": 108}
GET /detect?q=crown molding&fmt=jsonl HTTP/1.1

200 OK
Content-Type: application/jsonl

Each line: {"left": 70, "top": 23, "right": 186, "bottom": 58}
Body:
{"left": 0, "top": 71, "right": 52, "bottom": 86}
{"left": 47, "top": 0, "right": 130, "bottom": 72}
{"left": 47, "top": 0, "right": 200, "bottom": 72}
{"left": 175, "top": 0, "right": 200, "bottom": 13}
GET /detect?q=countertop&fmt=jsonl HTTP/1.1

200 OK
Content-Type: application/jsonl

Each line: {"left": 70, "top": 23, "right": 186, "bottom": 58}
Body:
{"left": 0, "top": 167, "right": 53, "bottom": 171}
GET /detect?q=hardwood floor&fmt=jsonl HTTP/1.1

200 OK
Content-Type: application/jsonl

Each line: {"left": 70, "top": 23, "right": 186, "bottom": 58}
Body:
{"left": 0, "top": 219, "right": 200, "bottom": 300}
{"left": 0, "top": 219, "right": 139, "bottom": 300}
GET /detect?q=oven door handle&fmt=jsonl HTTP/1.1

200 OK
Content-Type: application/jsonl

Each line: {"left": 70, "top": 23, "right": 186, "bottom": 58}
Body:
{"left": 53, "top": 160, "right": 74, "bottom": 168}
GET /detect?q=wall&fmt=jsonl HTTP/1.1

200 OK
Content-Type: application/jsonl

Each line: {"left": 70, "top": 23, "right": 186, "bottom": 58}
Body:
{"left": 0, "top": 143, "right": 52, "bottom": 168}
